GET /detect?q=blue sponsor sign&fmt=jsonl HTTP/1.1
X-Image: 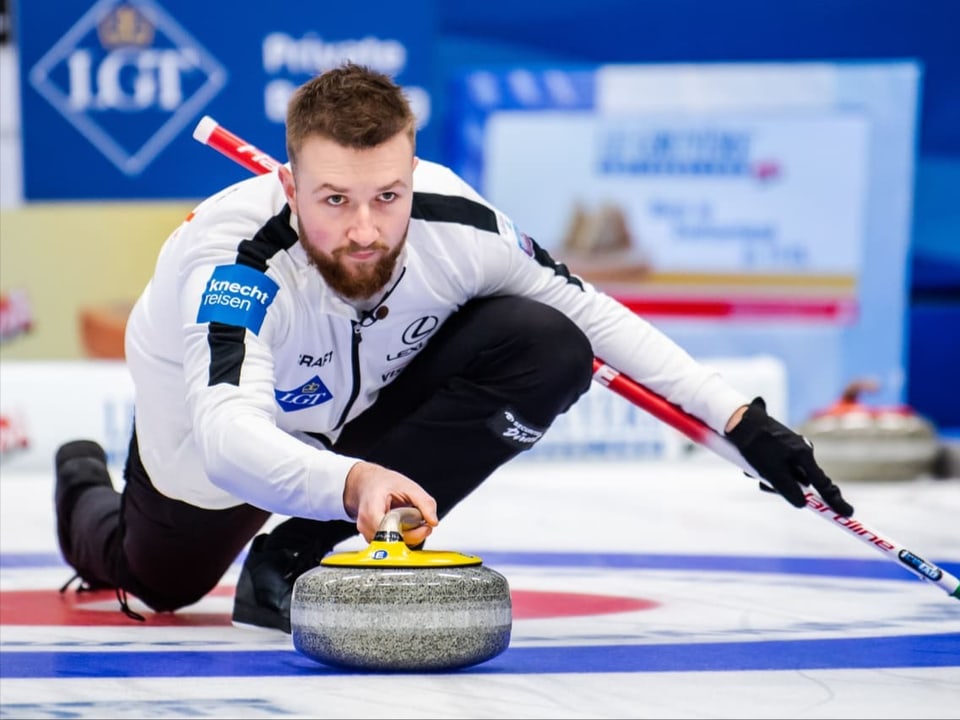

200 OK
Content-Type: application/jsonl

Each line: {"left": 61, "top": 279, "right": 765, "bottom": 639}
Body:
{"left": 275, "top": 375, "right": 333, "bottom": 412}
{"left": 196, "top": 264, "right": 278, "bottom": 334}
{"left": 17, "top": 0, "right": 437, "bottom": 199}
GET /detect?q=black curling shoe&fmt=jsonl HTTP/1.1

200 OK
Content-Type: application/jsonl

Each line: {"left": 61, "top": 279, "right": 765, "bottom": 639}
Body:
{"left": 231, "top": 534, "right": 322, "bottom": 634}
{"left": 54, "top": 439, "right": 114, "bottom": 589}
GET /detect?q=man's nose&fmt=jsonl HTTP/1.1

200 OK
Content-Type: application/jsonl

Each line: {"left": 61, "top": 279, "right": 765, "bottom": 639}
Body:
{"left": 349, "top": 205, "right": 377, "bottom": 245}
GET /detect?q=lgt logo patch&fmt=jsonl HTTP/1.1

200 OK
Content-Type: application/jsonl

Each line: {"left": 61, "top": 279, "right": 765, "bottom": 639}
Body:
{"left": 28, "top": 0, "right": 227, "bottom": 175}
{"left": 275, "top": 376, "right": 334, "bottom": 412}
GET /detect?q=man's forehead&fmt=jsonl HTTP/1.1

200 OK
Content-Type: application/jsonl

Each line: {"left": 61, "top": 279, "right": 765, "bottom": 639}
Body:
{"left": 294, "top": 138, "right": 414, "bottom": 193}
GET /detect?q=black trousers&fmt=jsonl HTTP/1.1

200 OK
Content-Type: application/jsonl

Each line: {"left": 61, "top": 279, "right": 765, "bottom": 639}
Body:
{"left": 64, "top": 296, "right": 594, "bottom": 612}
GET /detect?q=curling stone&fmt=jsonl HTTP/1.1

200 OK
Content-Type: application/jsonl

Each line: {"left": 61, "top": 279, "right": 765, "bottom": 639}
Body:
{"left": 290, "top": 507, "right": 512, "bottom": 672}
{"left": 799, "top": 379, "right": 941, "bottom": 482}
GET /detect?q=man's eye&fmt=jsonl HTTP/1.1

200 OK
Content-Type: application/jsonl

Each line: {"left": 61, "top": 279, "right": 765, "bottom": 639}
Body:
{"left": 326, "top": 195, "right": 345, "bottom": 206}
{"left": 379, "top": 192, "right": 397, "bottom": 202}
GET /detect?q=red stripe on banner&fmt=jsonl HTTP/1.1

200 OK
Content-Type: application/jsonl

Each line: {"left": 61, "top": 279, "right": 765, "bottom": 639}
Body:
{"left": 616, "top": 296, "right": 858, "bottom": 322}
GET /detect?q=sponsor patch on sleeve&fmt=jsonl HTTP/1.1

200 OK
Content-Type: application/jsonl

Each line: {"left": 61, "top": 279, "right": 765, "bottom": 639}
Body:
{"left": 495, "top": 211, "right": 535, "bottom": 258}
{"left": 516, "top": 231, "right": 535, "bottom": 257}
{"left": 196, "top": 265, "right": 279, "bottom": 335}
{"left": 275, "top": 375, "right": 334, "bottom": 412}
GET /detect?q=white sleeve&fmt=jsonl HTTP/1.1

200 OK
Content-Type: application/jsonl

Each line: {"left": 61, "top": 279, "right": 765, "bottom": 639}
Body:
{"left": 177, "top": 257, "right": 359, "bottom": 521}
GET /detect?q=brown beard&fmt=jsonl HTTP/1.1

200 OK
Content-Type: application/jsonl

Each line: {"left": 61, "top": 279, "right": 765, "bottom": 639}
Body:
{"left": 299, "top": 218, "right": 407, "bottom": 301}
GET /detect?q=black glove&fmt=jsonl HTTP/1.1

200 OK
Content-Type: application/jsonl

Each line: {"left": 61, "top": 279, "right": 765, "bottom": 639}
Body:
{"left": 725, "top": 397, "right": 854, "bottom": 517}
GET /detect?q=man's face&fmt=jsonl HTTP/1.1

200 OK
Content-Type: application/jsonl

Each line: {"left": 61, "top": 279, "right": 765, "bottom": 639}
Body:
{"left": 279, "top": 132, "right": 417, "bottom": 301}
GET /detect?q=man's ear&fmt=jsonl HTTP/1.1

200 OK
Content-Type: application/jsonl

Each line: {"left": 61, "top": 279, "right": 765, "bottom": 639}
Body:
{"left": 278, "top": 165, "right": 296, "bottom": 207}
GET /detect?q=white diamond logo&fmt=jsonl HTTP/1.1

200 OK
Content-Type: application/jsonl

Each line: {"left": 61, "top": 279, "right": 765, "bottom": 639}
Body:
{"left": 28, "top": 0, "right": 227, "bottom": 175}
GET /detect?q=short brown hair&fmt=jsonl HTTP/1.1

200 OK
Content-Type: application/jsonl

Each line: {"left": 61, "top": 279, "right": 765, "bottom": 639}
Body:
{"left": 285, "top": 62, "right": 416, "bottom": 167}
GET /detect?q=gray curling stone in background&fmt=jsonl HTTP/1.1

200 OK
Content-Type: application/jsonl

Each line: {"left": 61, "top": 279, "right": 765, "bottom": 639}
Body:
{"left": 798, "top": 379, "right": 942, "bottom": 482}
{"left": 291, "top": 507, "right": 512, "bottom": 672}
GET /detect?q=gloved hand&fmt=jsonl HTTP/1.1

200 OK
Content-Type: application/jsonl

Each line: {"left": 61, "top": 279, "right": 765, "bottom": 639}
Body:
{"left": 725, "top": 397, "right": 854, "bottom": 517}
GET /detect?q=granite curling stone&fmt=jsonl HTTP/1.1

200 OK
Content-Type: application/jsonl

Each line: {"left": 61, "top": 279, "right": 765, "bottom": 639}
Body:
{"left": 290, "top": 507, "right": 512, "bottom": 672}
{"left": 798, "top": 379, "right": 941, "bottom": 482}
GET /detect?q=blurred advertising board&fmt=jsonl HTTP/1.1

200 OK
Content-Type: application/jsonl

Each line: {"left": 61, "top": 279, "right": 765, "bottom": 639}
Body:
{"left": 16, "top": 0, "right": 437, "bottom": 199}
{"left": 448, "top": 63, "right": 919, "bottom": 425}
{"left": 0, "top": 360, "right": 134, "bottom": 472}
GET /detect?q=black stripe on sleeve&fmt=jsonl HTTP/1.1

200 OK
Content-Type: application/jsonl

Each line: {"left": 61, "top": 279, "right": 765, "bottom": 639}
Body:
{"left": 202, "top": 205, "right": 295, "bottom": 387}
{"left": 236, "top": 205, "right": 299, "bottom": 271}
{"left": 411, "top": 192, "right": 584, "bottom": 291}
{"left": 530, "top": 237, "right": 585, "bottom": 291}
{"left": 207, "top": 322, "right": 247, "bottom": 386}
{"left": 411, "top": 192, "right": 499, "bottom": 233}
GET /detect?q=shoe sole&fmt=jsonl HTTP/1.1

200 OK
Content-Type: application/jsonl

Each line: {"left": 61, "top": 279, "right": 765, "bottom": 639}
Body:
{"left": 56, "top": 440, "right": 108, "bottom": 470}
{"left": 232, "top": 602, "right": 291, "bottom": 634}
{"left": 230, "top": 619, "right": 290, "bottom": 634}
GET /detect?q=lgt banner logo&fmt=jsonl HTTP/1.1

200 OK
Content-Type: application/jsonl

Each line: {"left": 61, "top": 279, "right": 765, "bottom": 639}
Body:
{"left": 28, "top": 0, "right": 226, "bottom": 175}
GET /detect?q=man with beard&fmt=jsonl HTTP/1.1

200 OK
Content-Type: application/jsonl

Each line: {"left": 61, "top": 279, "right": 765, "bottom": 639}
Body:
{"left": 54, "top": 63, "right": 853, "bottom": 632}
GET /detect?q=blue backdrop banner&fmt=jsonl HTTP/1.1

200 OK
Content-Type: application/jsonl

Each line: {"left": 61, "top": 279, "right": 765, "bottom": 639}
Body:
{"left": 17, "top": 0, "right": 438, "bottom": 200}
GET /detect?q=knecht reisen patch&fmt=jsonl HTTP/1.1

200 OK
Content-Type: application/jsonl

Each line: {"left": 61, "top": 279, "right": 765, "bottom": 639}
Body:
{"left": 196, "top": 265, "right": 279, "bottom": 334}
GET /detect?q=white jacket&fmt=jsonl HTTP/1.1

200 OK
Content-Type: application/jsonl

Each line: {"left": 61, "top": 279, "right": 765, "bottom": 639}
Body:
{"left": 124, "top": 159, "right": 748, "bottom": 520}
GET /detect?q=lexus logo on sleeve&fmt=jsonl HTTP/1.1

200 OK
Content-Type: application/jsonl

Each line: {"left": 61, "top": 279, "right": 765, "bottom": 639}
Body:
{"left": 402, "top": 316, "right": 439, "bottom": 345}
